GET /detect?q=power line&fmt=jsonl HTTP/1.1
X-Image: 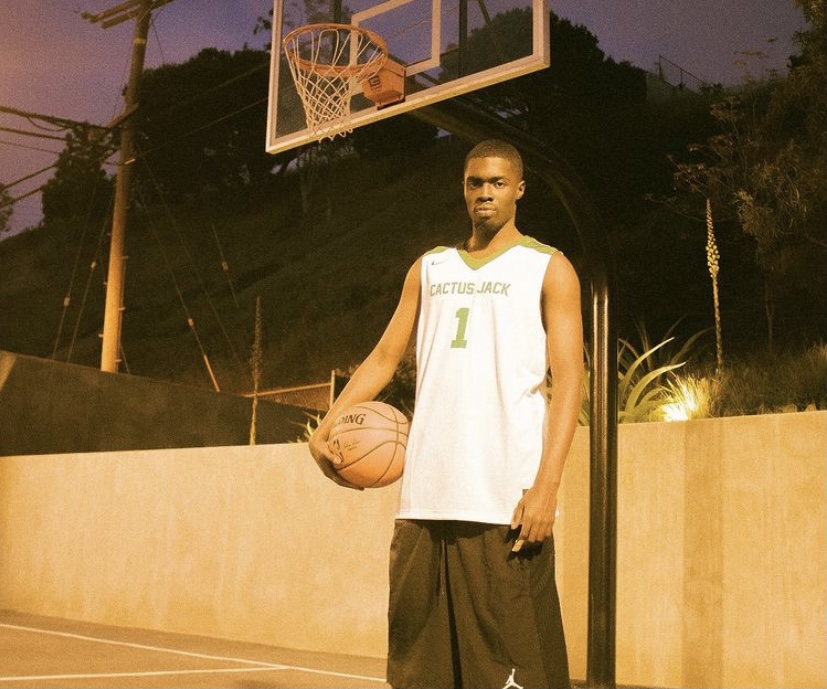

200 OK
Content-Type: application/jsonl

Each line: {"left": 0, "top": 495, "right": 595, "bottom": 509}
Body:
{"left": 0, "top": 126, "right": 67, "bottom": 142}
{"left": 0, "top": 186, "right": 43, "bottom": 209}
{"left": 135, "top": 96, "right": 268, "bottom": 161}
{"left": 81, "top": 0, "right": 176, "bottom": 29}
{"left": 0, "top": 103, "right": 114, "bottom": 215}
{"left": 1, "top": 164, "right": 58, "bottom": 190}
{"left": 0, "top": 104, "right": 107, "bottom": 134}
{"left": 1, "top": 58, "right": 265, "bottom": 217}
{"left": 0, "top": 139, "right": 62, "bottom": 155}
{"left": 0, "top": 138, "right": 117, "bottom": 212}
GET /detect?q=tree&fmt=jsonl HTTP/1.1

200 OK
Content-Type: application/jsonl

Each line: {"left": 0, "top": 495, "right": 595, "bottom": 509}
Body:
{"left": 40, "top": 127, "right": 114, "bottom": 225}
{"left": 349, "top": 115, "right": 438, "bottom": 159}
{"left": 135, "top": 48, "right": 274, "bottom": 202}
{"left": 451, "top": 12, "right": 646, "bottom": 126}
{"left": 670, "top": 0, "right": 827, "bottom": 350}
{"left": 739, "top": 0, "right": 827, "bottom": 259}
{"left": 449, "top": 12, "right": 652, "bottom": 221}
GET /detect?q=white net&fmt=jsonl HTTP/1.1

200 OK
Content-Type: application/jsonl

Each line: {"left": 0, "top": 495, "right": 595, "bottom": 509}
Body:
{"left": 283, "top": 24, "right": 388, "bottom": 141}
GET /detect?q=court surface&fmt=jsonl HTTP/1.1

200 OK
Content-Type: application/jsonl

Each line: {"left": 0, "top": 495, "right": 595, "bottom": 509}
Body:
{"left": 0, "top": 610, "right": 390, "bottom": 688}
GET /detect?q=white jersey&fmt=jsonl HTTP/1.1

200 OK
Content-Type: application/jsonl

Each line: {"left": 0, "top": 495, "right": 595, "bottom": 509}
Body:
{"left": 397, "top": 236, "right": 558, "bottom": 524}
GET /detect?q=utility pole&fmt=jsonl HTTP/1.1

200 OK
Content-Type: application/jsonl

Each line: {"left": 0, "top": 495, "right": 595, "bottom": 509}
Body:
{"left": 84, "top": 0, "right": 173, "bottom": 372}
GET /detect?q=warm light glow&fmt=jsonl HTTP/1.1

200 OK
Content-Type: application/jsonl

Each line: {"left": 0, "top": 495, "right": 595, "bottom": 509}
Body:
{"left": 659, "top": 376, "right": 714, "bottom": 422}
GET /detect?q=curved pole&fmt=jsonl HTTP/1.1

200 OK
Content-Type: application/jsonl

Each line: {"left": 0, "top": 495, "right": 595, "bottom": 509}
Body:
{"left": 413, "top": 99, "right": 618, "bottom": 688}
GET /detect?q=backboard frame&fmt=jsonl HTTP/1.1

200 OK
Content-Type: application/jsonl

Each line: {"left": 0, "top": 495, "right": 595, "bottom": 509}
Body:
{"left": 266, "top": 0, "right": 550, "bottom": 155}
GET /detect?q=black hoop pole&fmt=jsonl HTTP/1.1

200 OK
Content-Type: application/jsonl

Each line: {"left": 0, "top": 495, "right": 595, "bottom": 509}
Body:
{"left": 412, "top": 97, "right": 618, "bottom": 689}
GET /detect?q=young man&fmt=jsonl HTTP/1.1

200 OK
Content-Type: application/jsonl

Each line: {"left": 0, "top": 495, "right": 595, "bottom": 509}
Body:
{"left": 309, "top": 139, "right": 583, "bottom": 688}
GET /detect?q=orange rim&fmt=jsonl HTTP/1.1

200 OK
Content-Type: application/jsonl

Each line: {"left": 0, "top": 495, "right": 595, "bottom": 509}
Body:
{"left": 283, "top": 22, "right": 388, "bottom": 78}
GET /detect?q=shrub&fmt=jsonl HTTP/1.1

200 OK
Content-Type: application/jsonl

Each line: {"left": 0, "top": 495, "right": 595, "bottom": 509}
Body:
{"left": 293, "top": 337, "right": 824, "bottom": 440}
{"left": 714, "top": 343, "right": 826, "bottom": 416}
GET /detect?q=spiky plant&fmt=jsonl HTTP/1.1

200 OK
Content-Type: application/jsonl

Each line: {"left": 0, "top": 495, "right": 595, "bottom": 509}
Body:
{"left": 579, "top": 323, "right": 709, "bottom": 424}
{"left": 292, "top": 412, "right": 324, "bottom": 443}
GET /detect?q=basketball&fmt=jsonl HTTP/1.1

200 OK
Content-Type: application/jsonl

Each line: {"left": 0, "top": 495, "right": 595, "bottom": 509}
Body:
{"left": 328, "top": 401, "right": 409, "bottom": 488}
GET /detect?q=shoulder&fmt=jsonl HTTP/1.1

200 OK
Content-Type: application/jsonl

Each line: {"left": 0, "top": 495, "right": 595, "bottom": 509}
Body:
{"left": 542, "top": 250, "right": 580, "bottom": 302}
{"left": 511, "top": 237, "right": 567, "bottom": 284}
{"left": 519, "top": 236, "right": 559, "bottom": 257}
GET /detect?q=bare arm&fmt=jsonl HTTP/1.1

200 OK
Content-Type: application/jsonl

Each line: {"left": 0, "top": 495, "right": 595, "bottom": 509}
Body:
{"left": 511, "top": 252, "right": 583, "bottom": 549}
{"left": 308, "top": 259, "right": 422, "bottom": 487}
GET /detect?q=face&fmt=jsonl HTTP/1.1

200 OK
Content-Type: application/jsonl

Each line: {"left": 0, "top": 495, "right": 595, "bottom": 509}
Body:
{"left": 463, "top": 156, "right": 525, "bottom": 233}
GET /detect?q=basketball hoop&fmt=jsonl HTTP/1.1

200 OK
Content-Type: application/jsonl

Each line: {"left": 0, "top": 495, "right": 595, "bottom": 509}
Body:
{"left": 283, "top": 23, "right": 391, "bottom": 141}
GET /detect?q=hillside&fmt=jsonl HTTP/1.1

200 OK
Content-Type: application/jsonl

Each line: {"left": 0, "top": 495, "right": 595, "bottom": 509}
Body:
{"left": 0, "top": 139, "right": 492, "bottom": 394}
{"left": 3, "top": 113, "right": 822, "bottom": 399}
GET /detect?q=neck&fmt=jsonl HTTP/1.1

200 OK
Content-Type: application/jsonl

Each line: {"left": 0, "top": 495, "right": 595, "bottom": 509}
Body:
{"left": 465, "top": 224, "right": 522, "bottom": 256}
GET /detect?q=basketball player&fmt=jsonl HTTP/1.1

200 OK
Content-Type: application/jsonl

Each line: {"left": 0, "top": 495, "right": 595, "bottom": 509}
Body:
{"left": 309, "top": 139, "right": 583, "bottom": 689}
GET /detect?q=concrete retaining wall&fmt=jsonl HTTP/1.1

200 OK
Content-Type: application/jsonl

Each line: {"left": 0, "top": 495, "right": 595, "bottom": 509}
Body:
{"left": 0, "top": 350, "right": 309, "bottom": 454}
{"left": 1, "top": 411, "right": 824, "bottom": 687}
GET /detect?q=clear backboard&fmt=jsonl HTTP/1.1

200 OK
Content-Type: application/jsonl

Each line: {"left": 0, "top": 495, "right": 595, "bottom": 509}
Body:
{"left": 266, "top": 0, "right": 550, "bottom": 154}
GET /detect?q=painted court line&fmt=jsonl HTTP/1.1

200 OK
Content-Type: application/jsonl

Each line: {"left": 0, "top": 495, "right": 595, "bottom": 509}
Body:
{"left": 0, "top": 623, "right": 284, "bottom": 669}
{"left": 0, "top": 622, "right": 387, "bottom": 684}
{"left": 0, "top": 667, "right": 279, "bottom": 684}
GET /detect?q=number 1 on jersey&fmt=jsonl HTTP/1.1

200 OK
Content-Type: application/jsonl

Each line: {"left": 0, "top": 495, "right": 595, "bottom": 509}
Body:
{"left": 451, "top": 307, "right": 470, "bottom": 349}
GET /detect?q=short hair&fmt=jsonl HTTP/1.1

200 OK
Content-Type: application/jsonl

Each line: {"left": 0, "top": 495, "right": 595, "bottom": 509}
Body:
{"left": 464, "top": 139, "right": 524, "bottom": 180}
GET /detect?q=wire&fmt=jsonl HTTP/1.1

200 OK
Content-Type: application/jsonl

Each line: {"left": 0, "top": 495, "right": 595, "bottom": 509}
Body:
{"left": 138, "top": 155, "right": 249, "bottom": 383}
{"left": 137, "top": 182, "right": 221, "bottom": 391}
{"left": 3, "top": 59, "right": 269, "bottom": 222}
{"left": 149, "top": 13, "right": 167, "bottom": 65}
{"left": 138, "top": 60, "right": 269, "bottom": 135}
{"left": 0, "top": 134, "right": 116, "bottom": 213}
{"left": 0, "top": 138, "right": 62, "bottom": 155}
{"left": 0, "top": 186, "right": 43, "bottom": 208}
{"left": 1, "top": 164, "right": 58, "bottom": 190}
{"left": 135, "top": 96, "right": 268, "bottom": 162}
{"left": 52, "top": 174, "right": 113, "bottom": 360}
{"left": 23, "top": 117, "right": 70, "bottom": 133}
{"left": 211, "top": 221, "right": 239, "bottom": 308}
{"left": 0, "top": 126, "right": 67, "bottom": 141}
{"left": 65, "top": 206, "right": 112, "bottom": 363}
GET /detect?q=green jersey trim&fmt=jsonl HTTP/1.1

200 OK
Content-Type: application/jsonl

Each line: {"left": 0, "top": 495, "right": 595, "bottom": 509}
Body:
{"left": 454, "top": 235, "right": 558, "bottom": 270}
{"left": 423, "top": 245, "right": 453, "bottom": 257}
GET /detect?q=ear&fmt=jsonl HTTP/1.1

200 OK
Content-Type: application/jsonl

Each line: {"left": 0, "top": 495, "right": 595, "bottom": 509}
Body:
{"left": 516, "top": 180, "right": 526, "bottom": 200}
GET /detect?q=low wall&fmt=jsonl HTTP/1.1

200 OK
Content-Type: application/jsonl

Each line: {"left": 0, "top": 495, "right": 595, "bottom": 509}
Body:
{"left": 1, "top": 411, "right": 824, "bottom": 687}
{"left": 557, "top": 411, "right": 826, "bottom": 688}
{"left": 0, "top": 350, "right": 309, "bottom": 454}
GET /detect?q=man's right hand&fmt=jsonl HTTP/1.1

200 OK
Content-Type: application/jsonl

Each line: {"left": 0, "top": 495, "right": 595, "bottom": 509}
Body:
{"left": 308, "top": 429, "right": 364, "bottom": 490}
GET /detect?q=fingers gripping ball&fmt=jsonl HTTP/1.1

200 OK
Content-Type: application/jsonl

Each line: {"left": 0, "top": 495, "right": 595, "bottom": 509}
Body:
{"left": 328, "top": 401, "right": 409, "bottom": 488}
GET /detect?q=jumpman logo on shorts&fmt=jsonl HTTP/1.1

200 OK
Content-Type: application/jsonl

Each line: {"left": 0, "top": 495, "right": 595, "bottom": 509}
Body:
{"left": 502, "top": 668, "right": 524, "bottom": 689}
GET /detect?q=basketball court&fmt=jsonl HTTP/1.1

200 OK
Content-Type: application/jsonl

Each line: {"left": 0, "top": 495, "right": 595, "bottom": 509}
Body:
{"left": 0, "top": 611, "right": 389, "bottom": 688}
{"left": 0, "top": 612, "right": 622, "bottom": 688}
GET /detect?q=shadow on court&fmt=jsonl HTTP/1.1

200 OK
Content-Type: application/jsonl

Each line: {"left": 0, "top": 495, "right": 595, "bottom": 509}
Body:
{"left": 0, "top": 611, "right": 390, "bottom": 688}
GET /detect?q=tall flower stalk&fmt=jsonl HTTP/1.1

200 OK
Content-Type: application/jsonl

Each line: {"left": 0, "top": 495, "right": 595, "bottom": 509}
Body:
{"left": 706, "top": 198, "right": 724, "bottom": 373}
{"left": 249, "top": 296, "right": 264, "bottom": 445}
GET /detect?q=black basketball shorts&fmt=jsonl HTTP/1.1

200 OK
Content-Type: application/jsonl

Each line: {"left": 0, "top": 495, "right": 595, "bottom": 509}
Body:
{"left": 386, "top": 519, "right": 570, "bottom": 689}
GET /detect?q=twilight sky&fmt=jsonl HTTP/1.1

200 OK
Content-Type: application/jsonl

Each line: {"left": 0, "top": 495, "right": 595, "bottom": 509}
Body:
{"left": 0, "top": 0, "right": 807, "bottom": 235}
